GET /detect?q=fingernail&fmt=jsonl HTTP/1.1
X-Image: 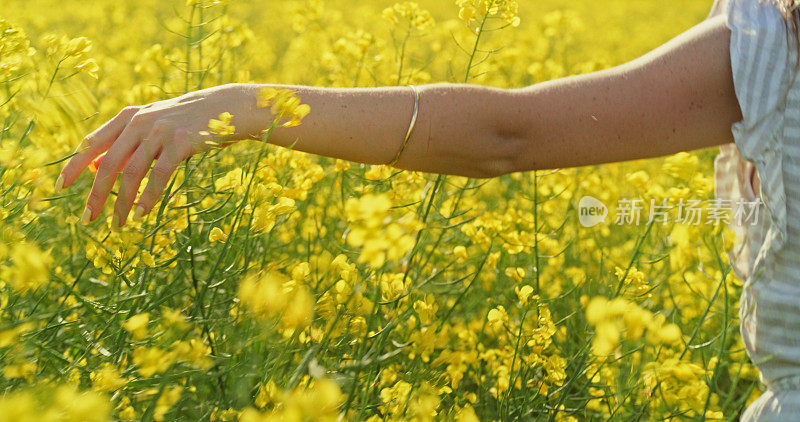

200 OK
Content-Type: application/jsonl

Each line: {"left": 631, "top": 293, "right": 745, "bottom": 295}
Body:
{"left": 111, "top": 213, "right": 120, "bottom": 231}
{"left": 54, "top": 175, "right": 64, "bottom": 193}
{"left": 80, "top": 207, "right": 92, "bottom": 225}
{"left": 132, "top": 205, "right": 145, "bottom": 221}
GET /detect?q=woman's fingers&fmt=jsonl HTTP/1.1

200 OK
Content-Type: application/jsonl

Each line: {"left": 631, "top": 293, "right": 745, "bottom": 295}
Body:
{"left": 83, "top": 119, "right": 147, "bottom": 222}
{"left": 133, "top": 129, "right": 195, "bottom": 220}
{"left": 58, "top": 106, "right": 138, "bottom": 190}
{"left": 114, "top": 124, "right": 167, "bottom": 227}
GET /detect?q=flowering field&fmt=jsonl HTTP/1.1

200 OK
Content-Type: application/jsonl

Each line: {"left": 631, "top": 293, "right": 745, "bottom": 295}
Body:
{"left": 0, "top": 0, "right": 760, "bottom": 420}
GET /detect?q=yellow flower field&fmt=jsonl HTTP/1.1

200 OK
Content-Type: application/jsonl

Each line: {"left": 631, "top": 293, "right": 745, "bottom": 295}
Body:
{"left": 1, "top": 0, "right": 759, "bottom": 420}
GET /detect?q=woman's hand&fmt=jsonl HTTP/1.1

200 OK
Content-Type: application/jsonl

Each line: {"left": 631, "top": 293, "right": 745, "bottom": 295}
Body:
{"left": 57, "top": 83, "right": 260, "bottom": 228}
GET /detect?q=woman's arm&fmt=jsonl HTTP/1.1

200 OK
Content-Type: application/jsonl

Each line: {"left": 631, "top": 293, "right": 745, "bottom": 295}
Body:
{"left": 251, "top": 14, "right": 740, "bottom": 175}
{"left": 58, "top": 15, "right": 739, "bottom": 227}
{"left": 495, "top": 14, "right": 740, "bottom": 173}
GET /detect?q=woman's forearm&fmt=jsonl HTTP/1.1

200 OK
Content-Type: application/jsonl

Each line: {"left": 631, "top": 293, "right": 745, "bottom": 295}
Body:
{"left": 233, "top": 82, "right": 522, "bottom": 179}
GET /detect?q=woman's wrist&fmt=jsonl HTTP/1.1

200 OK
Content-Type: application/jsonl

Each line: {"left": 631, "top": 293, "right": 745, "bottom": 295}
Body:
{"left": 221, "top": 83, "right": 272, "bottom": 142}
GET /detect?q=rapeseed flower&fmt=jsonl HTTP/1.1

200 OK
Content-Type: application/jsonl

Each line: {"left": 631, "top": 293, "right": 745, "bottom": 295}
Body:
{"left": 122, "top": 312, "right": 150, "bottom": 340}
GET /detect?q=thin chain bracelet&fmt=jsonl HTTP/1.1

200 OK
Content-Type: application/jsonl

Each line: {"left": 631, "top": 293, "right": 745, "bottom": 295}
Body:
{"left": 387, "top": 84, "right": 420, "bottom": 167}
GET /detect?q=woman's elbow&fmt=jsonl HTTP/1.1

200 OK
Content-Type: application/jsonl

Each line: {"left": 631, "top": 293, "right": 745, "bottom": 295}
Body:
{"left": 473, "top": 131, "right": 528, "bottom": 178}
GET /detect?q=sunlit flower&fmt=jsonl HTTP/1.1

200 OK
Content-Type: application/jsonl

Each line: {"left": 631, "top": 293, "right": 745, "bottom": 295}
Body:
{"left": 487, "top": 305, "right": 508, "bottom": 330}
{"left": 209, "top": 226, "right": 228, "bottom": 243}
{"left": 257, "top": 87, "right": 311, "bottom": 128}
{"left": 123, "top": 312, "right": 150, "bottom": 340}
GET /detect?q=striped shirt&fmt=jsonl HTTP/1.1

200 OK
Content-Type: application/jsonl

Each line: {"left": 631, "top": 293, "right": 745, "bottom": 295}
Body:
{"left": 715, "top": 0, "right": 800, "bottom": 419}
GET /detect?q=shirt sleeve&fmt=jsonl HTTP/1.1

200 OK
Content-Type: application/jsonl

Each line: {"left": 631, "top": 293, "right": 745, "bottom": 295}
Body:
{"left": 725, "top": 0, "right": 794, "bottom": 282}
{"left": 727, "top": 0, "right": 792, "bottom": 162}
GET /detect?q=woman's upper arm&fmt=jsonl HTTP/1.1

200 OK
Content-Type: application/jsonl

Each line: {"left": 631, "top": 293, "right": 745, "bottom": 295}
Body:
{"left": 503, "top": 14, "right": 742, "bottom": 172}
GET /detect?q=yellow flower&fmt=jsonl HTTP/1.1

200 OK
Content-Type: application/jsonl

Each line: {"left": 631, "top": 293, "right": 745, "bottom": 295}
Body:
{"left": 456, "top": 405, "right": 480, "bottom": 422}
{"left": 291, "top": 262, "right": 310, "bottom": 282}
{"left": 255, "top": 377, "right": 342, "bottom": 420}
{"left": 413, "top": 294, "right": 438, "bottom": 325}
{"left": 209, "top": 226, "right": 228, "bottom": 243}
{"left": 141, "top": 250, "right": 156, "bottom": 267}
{"left": 626, "top": 170, "right": 649, "bottom": 191}
{"left": 649, "top": 322, "right": 683, "bottom": 345}
{"left": 383, "top": 2, "right": 435, "bottom": 31}
{"left": 365, "top": 164, "right": 393, "bottom": 180}
{"left": 3, "top": 362, "right": 36, "bottom": 379}
{"left": 515, "top": 285, "right": 535, "bottom": 306}
{"left": 345, "top": 194, "right": 418, "bottom": 268}
{"left": 214, "top": 167, "right": 245, "bottom": 193}
{"left": 614, "top": 266, "right": 649, "bottom": 297}
{"left": 4, "top": 242, "right": 53, "bottom": 293}
{"left": 257, "top": 87, "right": 311, "bottom": 128}
{"left": 456, "top": 0, "right": 519, "bottom": 27}
{"left": 251, "top": 206, "right": 277, "bottom": 233}
{"left": 381, "top": 273, "right": 407, "bottom": 302}
{"left": 172, "top": 339, "right": 212, "bottom": 370}
{"left": 132, "top": 346, "right": 174, "bottom": 377}
{"left": 123, "top": 312, "right": 150, "bottom": 341}
{"left": 381, "top": 380, "right": 413, "bottom": 415}
{"left": 74, "top": 58, "right": 99, "bottom": 78}
{"left": 53, "top": 384, "right": 111, "bottom": 422}
{"left": 504, "top": 266, "right": 526, "bottom": 283}
{"left": 345, "top": 193, "right": 392, "bottom": 226}
{"left": 90, "top": 363, "right": 126, "bottom": 392}
{"left": 0, "top": 322, "right": 33, "bottom": 348}
{"left": 254, "top": 381, "right": 279, "bottom": 408}
{"left": 382, "top": 7, "right": 399, "bottom": 25}
{"left": 154, "top": 387, "right": 182, "bottom": 422}
{"left": 206, "top": 112, "right": 235, "bottom": 136}
{"left": 281, "top": 285, "right": 315, "bottom": 330}
{"left": 237, "top": 271, "right": 289, "bottom": 318}
{"left": 270, "top": 196, "right": 296, "bottom": 215}
{"left": 453, "top": 245, "right": 468, "bottom": 262}
{"left": 487, "top": 305, "right": 508, "bottom": 330}
{"left": 662, "top": 151, "right": 699, "bottom": 180}
{"left": 64, "top": 36, "right": 92, "bottom": 56}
